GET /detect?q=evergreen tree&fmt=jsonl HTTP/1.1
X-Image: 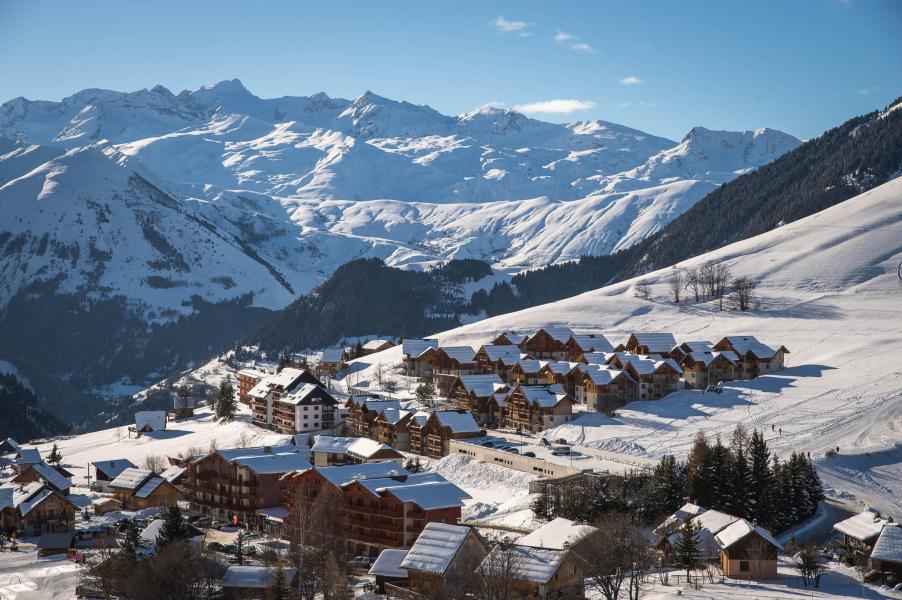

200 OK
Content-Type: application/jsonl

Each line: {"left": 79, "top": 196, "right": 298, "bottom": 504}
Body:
{"left": 47, "top": 443, "right": 63, "bottom": 466}
{"left": 708, "top": 437, "right": 732, "bottom": 511}
{"left": 747, "top": 429, "right": 774, "bottom": 527}
{"left": 650, "top": 455, "right": 685, "bottom": 517}
{"left": 674, "top": 518, "right": 703, "bottom": 579}
{"left": 156, "top": 506, "right": 189, "bottom": 548}
{"left": 414, "top": 380, "right": 435, "bottom": 407}
{"left": 729, "top": 444, "right": 751, "bottom": 519}
{"left": 685, "top": 431, "right": 712, "bottom": 507}
{"left": 270, "top": 564, "right": 289, "bottom": 600}
{"left": 121, "top": 519, "right": 142, "bottom": 559}
{"left": 235, "top": 530, "right": 247, "bottom": 565}
{"left": 216, "top": 380, "right": 237, "bottom": 421}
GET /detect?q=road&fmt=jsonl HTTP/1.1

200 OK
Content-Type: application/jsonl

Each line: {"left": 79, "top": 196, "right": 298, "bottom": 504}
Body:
{"left": 0, "top": 549, "right": 77, "bottom": 600}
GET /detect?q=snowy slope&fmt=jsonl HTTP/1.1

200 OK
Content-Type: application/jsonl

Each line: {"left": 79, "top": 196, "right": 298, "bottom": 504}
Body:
{"left": 351, "top": 178, "right": 902, "bottom": 514}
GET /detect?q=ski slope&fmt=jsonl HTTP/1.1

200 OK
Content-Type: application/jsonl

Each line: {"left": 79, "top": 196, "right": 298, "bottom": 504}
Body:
{"left": 349, "top": 177, "right": 902, "bottom": 515}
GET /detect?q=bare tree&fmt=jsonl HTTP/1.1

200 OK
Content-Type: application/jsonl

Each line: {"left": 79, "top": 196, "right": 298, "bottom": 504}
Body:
{"left": 686, "top": 268, "right": 702, "bottom": 302}
{"left": 795, "top": 543, "right": 825, "bottom": 586}
{"left": 699, "top": 261, "right": 731, "bottom": 310}
{"left": 581, "top": 513, "right": 653, "bottom": 600}
{"left": 634, "top": 281, "right": 652, "bottom": 301}
{"left": 289, "top": 485, "right": 347, "bottom": 600}
{"left": 143, "top": 454, "right": 165, "bottom": 474}
{"left": 730, "top": 277, "right": 756, "bottom": 311}
{"left": 474, "top": 539, "right": 525, "bottom": 600}
{"left": 668, "top": 270, "right": 684, "bottom": 304}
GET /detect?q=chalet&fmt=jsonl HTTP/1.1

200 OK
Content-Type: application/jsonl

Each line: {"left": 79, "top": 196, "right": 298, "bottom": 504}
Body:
{"left": 680, "top": 350, "right": 739, "bottom": 389}
{"left": 369, "top": 548, "right": 409, "bottom": 594}
{"left": 669, "top": 340, "right": 714, "bottom": 363}
{"left": 608, "top": 354, "right": 682, "bottom": 400}
{"left": 652, "top": 502, "right": 707, "bottom": 538}
{"left": 407, "top": 412, "right": 430, "bottom": 455}
{"left": 14, "top": 448, "right": 43, "bottom": 472}
{"left": 473, "top": 344, "right": 525, "bottom": 381}
{"left": 833, "top": 509, "right": 892, "bottom": 563}
{"left": 713, "top": 336, "right": 789, "bottom": 379}
{"left": 715, "top": 519, "right": 782, "bottom": 579}
{"left": 487, "top": 390, "right": 510, "bottom": 427}
{"left": 401, "top": 338, "right": 438, "bottom": 376}
{"left": 236, "top": 365, "right": 272, "bottom": 404}
{"left": 508, "top": 359, "right": 550, "bottom": 385}
{"left": 310, "top": 435, "right": 404, "bottom": 467}
{"left": 161, "top": 465, "right": 187, "bottom": 493}
{"left": 537, "top": 361, "right": 583, "bottom": 397}
{"left": 186, "top": 445, "right": 310, "bottom": 527}
{"left": 91, "top": 459, "right": 138, "bottom": 492}
{"left": 576, "top": 365, "right": 637, "bottom": 413}
{"left": 318, "top": 347, "right": 347, "bottom": 376}
{"left": 448, "top": 374, "right": 507, "bottom": 424}
{"left": 518, "top": 517, "right": 598, "bottom": 552}
{"left": 109, "top": 468, "right": 180, "bottom": 510}
{"left": 220, "top": 566, "right": 298, "bottom": 600}
{"left": 0, "top": 438, "right": 20, "bottom": 455}
{"left": 399, "top": 523, "right": 489, "bottom": 598}
{"left": 131, "top": 410, "right": 167, "bottom": 438}
{"left": 505, "top": 384, "right": 574, "bottom": 434}
{"left": 250, "top": 368, "right": 337, "bottom": 433}
{"left": 869, "top": 524, "right": 902, "bottom": 583}
{"left": 172, "top": 385, "right": 196, "bottom": 418}
{"left": 282, "top": 462, "right": 469, "bottom": 557}
{"left": 0, "top": 482, "right": 78, "bottom": 536}
{"left": 362, "top": 339, "right": 396, "bottom": 355}
{"left": 373, "top": 408, "right": 414, "bottom": 451}
{"left": 37, "top": 531, "right": 76, "bottom": 557}
{"left": 12, "top": 462, "right": 72, "bottom": 494}
{"left": 345, "top": 397, "right": 402, "bottom": 438}
{"left": 565, "top": 333, "right": 614, "bottom": 361}
{"left": 417, "top": 346, "right": 479, "bottom": 396}
{"left": 492, "top": 331, "right": 528, "bottom": 346}
{"left": 420, "top": 410, "right": 482, "bottom": 458}
{"left": 657, "top": 507, "right": 740, "bottom": 560}
{"left": 623, "top": 332, "right": 677, "bottom": 356}
{"left": 91, "top": 497, "right": 122, "bottom": 516}
{"left": 519, "top": 327, "right": 575, "bottom": 360}
{"left": 480, "top": 543, "right": 585, "bottom": 600}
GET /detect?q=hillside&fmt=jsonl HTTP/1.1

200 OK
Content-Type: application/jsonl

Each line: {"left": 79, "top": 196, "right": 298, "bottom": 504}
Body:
{"left": 348, "top": 177, "right": 902, "bottom": 514}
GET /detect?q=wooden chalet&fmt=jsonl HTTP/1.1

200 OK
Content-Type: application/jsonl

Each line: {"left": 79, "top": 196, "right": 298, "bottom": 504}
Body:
{"left": 12, "top": 462, "right": 72, "bottom": 494}
{"left": 344, "top": 397, "right": 402, "bottom": 438}
{"left": 447, "top": 374, "right": 508, "bottom": 424}
{"left": 109, "top": 467, "right": 180, "bottom": 510}
{"left": 679, "top": 350, "right": 739, "bottom": 390}
{"left": 369, "top": 548, "right": 410, "bottom": 594}
{"left": 310, "top": 435, "right": 404, "bottom": 467}
{"left": 623, "top": 332, "right": 677, "bottom": 356}
{"left": 362, "top": 339, "right": 396, "bottom": 355}
{"left": 318, "top": 347, "right": 347, "bottom": 376}
{"left": 91, "top": 459, "right": 138, "bottom": 492}
{"left": 0, "top": 438, "right": 21, "bottom": 455}
{"left": 537, "top": 361, "right": 583, "bottom": 397}
{"left": 715, "top": 519, "right": 782, "bottom": 579}
{"left": 870, "top": 525, "right": 902, "bottom": 584}
{"left": 575, "top": 365, "right": 637, "bottom": 413}
{"left": 508, "top": 359, "right": 550, "bottom": 386}
{"left": 419, "top": 410, "right": 482, "bottom": 458}
{"left": 250, "top": 368, "right": 335, "bottom": 433}
{"left": 833, "top": 509, "right": 892, "bottom": 563}
{"left": 473, "top": 344, "right": 524, "bottom": 381}
{"left": 185, "top": 445, "right": 310, "bottom": 527}
{"left": 607, "top": 354, "right": 682, "bottom": 400}
{"left": 565, "top": 333, "right": 614, "bottom": 361}
{"left": 416, "top": 346, "right": 479, "bottom": 396}
{"left": 712, "top": 336, "right": 789, "bottom": 379}
{"left": 398, "top": 523, "right": 489, "bottom": 597}
{"left": 505, "top": 384, "right": 574, "bottom": 434}
{"left": 236, "top": 366, "right": 272, "bottom": 404}
{"left": 480, "top": 543, "right": 585, "bottom": 600}
{"left": 407, "top": 413, "right": 430, "bottom": 455}
{"left": 668, "top": 340, "right": 714, "bottom": 363}
{"left": 519, "top": 327, "right": 575, "bottom": 360}
{"left": 491, "top": 331, "right": 528, "bottom": 346}
{"left": 401, "top": 338, "right": 439, "bottom": 377}
{"left": 0, "top": 482, "right": 78, "bottom": 536}
{"left": 373, "top": 408, "right": 414, "bottom": 451}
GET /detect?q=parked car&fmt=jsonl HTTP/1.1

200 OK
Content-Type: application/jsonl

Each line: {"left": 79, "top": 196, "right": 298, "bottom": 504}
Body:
{"left": 523, "top": 451, "right": 536, "bottom": 458}
{"left": 505, "top": 447, "right": 520, "bottom": 454}
{"left": 349, "top": 556, "right": 374, "bottom": 569}
{"left": 481, "top": 441, "right": 495, "bottom": 447}
{"left": 539, "top": 438, "right": 550, "bottom": 446}
{"left": 192, "top": 517, "right": 212, "bottom": 528}
{"left": 551, "top": 446, "right": 571, "bottom": 456}
{"left": 555, "top": 438, "right": 568, "bottom": 445}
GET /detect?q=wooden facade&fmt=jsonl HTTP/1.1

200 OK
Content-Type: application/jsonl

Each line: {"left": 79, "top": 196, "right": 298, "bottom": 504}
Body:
{"left": 505, "top": 385, "right": 574, "bottom": 434}
{"left": 519, "top": 329, "right": 572, "bottom": 360}
{"left": 719, "top": 530, "right": 780, "bottom": 579}
{"left": 576, "top": 369, "right": 637, "bottom": 414}
{"left": 680, "top": 353, "right": 738, "bottom": 390}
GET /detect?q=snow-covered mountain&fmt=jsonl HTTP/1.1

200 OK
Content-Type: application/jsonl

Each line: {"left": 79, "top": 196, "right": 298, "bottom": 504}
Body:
{"left": 0, "top": 80, "right": 800, "bottom": 317}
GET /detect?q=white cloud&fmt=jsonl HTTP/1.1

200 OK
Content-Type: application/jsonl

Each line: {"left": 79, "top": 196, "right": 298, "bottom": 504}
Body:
{"left": 854, "top": 86, "right": 876, "bottom": 96}
{"left": 511, "top": 99, "right": 596, "bottom": 114}
{"left": 620, "top": 75, "right": 643, "bottom": 86}
{"left": 617, "top": 101, "right": 632, "bottom": 108}
{"left": 491, "top": 15, "right": 533, "bottom": 36}
{"left": 554, "top": 30, "right": 595, "bottom": 53}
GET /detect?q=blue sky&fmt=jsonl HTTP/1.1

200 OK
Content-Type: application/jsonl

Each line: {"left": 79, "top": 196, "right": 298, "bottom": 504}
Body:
{"left": 1, "top": 0, "right": 899, "bottom": 140}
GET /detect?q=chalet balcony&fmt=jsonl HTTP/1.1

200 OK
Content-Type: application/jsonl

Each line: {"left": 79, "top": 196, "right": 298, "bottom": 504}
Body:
{"left": 347, "top": 529, "right": 404, "bottom": 547}
{"left": 344, "top": 503, "right": 403, "bottom": 517}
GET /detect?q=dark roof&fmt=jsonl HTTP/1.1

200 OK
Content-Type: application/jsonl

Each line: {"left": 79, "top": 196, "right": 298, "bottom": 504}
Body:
{"left": 38, "top": 532, "right": 76, "bottom": 549}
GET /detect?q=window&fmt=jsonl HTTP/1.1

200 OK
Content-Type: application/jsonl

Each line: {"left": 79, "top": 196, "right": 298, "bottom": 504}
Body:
{"left": 739, "top": 561, "right": 749, "bottom": 572}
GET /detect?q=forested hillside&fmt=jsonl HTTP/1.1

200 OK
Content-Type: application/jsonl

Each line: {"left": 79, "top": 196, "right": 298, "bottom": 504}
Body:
{"left": 0, "top": 372, "right": 67, "bottom": 441}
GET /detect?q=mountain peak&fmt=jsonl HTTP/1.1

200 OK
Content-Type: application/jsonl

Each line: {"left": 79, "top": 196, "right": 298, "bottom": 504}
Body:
{"left": 202, "top": 78, "right": 252, "bottom": 95}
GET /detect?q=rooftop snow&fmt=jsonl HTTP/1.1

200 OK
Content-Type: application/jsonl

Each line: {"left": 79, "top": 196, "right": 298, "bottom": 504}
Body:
{"left": 653, "top": 503, "right": 707, "bottom": 535}
{"left": 135, "top": 410, "right": 166, "bottom": 431}
{"left": 719, "top": 336, "right": 780, "bottom": 359}
{"left": 160, "top": 465, "right": 185, "bottom": 482}
{"left": 231, "top": 452, "right": 312, "bottom": 475}
{"left": 440, "top": 346, "right": 478, "bottom": 363}
{"left": 363, "top": 339, "right": 393, "bottom": 350}
{"left": 369, "top": 548, "right": 409, "bottom": 578}
{"left": 833, "top": 509, "right": 891, "bottom": 542}
{"left": 16, "top": 448, "right": 41, "bottom": 464}
{"left": 513, "top": 359, "right": 548, "bottom": 374}
{"left": 379, "top": 480, "right": 471, "bottom": 510}
{"left": 315, "top": 461, "right": 410, "bottom": 488}
{"left": 312, "top": 435, "right": 396, "bottom": 459}
{"left": 479, "top": 345, "right": 523, "bottom": 364}
{"left": 518, "top": 517, "right": 597, "bottom": 550}
{"left": 28, "top": 462, "right": 71, "bottom": 491}
{"left": 458, "top": 374, "right": 505, "bottom": 397}
{"left": 715, "top": 519, "right": 783, "bottom": 551}
{"left": 92, "top": 458, "right": 137, "bottom": 479}
{"left": 870, "top": 524, "right": 902, "bottom": 564}
{"left": 402, "top": 338, "right": 438, "bottom": 357}
{"left": 139, "top": 519, "right": 164, "bottom": 544}
{"left": 433, "top": 410, "right": 481, "bottom": 433}
{"left": 487, "top": 545, "right": 567, "bottom": 583}
{"left": 221, "top": 566, "right": 298, "bottom": 588}
{"left": 134, "top": 475, "right": 167, "bottom": 498}
{"left": 569, "top": 333, "right": 614, "bottom": 353}
{"left": 535, "top": 327, "right": 575, "bottom": 343}
{"left": 400, "top": 522, "right": 472, "bottom": 574}
{"left": 628, "top": 332, "right": 677, "bottom": 353}
{"left": 516, "top": 385, "right": 570, "bottom": 408}
{"left": 109, "top": 467, "right": 153, "bottom": 491}
{"left": 321, "top": 348, "right": 345, "bottom": 363}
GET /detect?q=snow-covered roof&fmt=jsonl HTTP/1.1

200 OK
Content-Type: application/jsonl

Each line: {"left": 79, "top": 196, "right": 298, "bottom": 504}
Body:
{"left": 139, "top": 519, "right": 164, "bottom": 544}
{"left": 479, "top": 344, "right": 523, "bottom": 364}
{"left": 718, "top": 336, "right": 781, "bottom": 359}
{"left": 359, "top": 399, "right": 402, "bottom": 413}
{"left": 581, "top": 365, "right": 626, "bottom": 385}
{"left": 2, "top": 438, "right": 21, "bottom": 451}
{"left": 16, "top": 448, "right": 41, "bottom": 465}
{"left": 628, "top": 332, "right": 677, "bottom": 353}
{"left": 411, "top": 412, "right": 430, "bottom": 428}
{"left": 19, "top": 484, "right": 78, "bottom": 516}
{"left": 232, "top": 451, "right": 312, "bottom": 475}
{"left": 221, "top": 566, "right": 298, "bottom": 588}
{"left": 653, "top": 503, "right": 707, "bottom": 535}
{"left": 433, "top": 410, "right": 481, "bottom": 433}
{"left": 517, "top": 517, "right": 597, "bottom": 550}
{"left": 370, "top": 548, "right": 409, "bottom": 578}
{"left": 693, "top": 509, "right": 740, "bottom": 536}
{"left": 833, "top": 509, "right": 891, "bottom": 542}
{"left": 515, "top": 385, "right": 571, "bottom": 408}
{"left": 484, "top": 545, "right": 567, "bottom": 583}
{"left": 715, "top": 519, "right": 783, "bottom": 551}
{"left": 458, "top": 374, "right": 505, "bottom": 397}
{"left": 534, "top": 327, "right": 575, "bottom": 344}
{"left": 685, "top": 350, "right": 738, "bottom": 366}
{"left": 28, "top": 462, "right": 71, "bottom": 491}
{"left": 677, "top": 341, "right": 714, "bottom": 353}
{"left": 110, "top": 467, "right": 154, "bottom": 491}
{"left": 379, "top": 481, "right": 471, "bottom": 510}
{"left": 494, "top": 331, "right": 528, "bottom": 345}
{"left": 580, "top": 352, "right": 608, "bottom": 366}
{"left": 569, "top": 334, "right": 614, "bottom": 353}
{"left": 134, "top": 410, "right": 166, "bottom": 431}
{"left": 402, "top": 338, "right": 438, "bottom": 357}
{"left": 321, "top": 347, "right": 345, "bottom": 363}
{"left": 379, "top": 408, "right": 412, "bottom": 426}
{"left": 513, "top": 359, "right": 548, "bottom": 374}
{"left": 542, "top": 361, "right": 582, "bottom": 375}
{"left": 161, "top": 465, "right": 185, "bottom": 483}
{"left": 0, "top": 481, "right": 42, "bottom": 512}
{"left": 870, "top": 524, "right": 902, "bottom": 564}
{"left": 315, "top": 461, "right": 410, "bottom": 488}
{"left": 280, "top": 383, "right": 334, "bottom": 406}
{"left": 354, "top": 472, "right": 443, "bottom": 495}
{"left": 363, "top": 339, "right": 394, "bottom": 351}
{"left": 400, "top": 522, "right": 472, "bottom": 574}
{"left": 440, "top": 346, "right": 477, "bottom": 363}
{"left": 312, "top": 435, "right": 398, "bottom": 460}
{"left": 134, "top": 475, "right": 167, "bottom": 499}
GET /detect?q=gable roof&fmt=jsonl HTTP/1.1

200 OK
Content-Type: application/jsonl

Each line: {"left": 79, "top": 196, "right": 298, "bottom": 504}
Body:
{"left": 568, "top": 334, "right": 614, "bottom": 353}
{"left": 402, "top": 338, "right": 438, "bottom": 358}
{"left": 1, "top": 438, "right": 21, "bottom": 452}
{"left": 92, "top": 458, "right": 138, "bottom": 480}
{"left": 653, "top": 503, "right": 707, "bottom": 536}
{"left": 432, "top": 410, "right": 481, "bottom": 434}
{"left": 378, "top": 408, "right": 412, "bottom": 426}
{"left": 379, "top": 481, "right": 471, "bottom": 510}
{"left": 581, "top": 365, "right": 629, "bottom": 385}
{"left": 110, "top": 467, "right": 155, "bottom": 491}
{"left": 320, "top": 347, "right": 345, "bottom": 363}
{"left": 542, "top": 361, "right": 582, "bottom": 375}
{"left": 870, "top": 524, "right": 902, "bottom": 564}
{"left": 439, "top": 346, "right": 478, "bottom": 364}
{"left": 531, "top": 327, "right": 575, "bottom": 344}
{"left": 400, "top": 523, "right": 473, "bottom": 574}
{"left": 280, "top": 383, "right": 336, "bottom": 406}
{"left": 312, "top": 436, "right": 399, "bottom": 460}
{"left": 16, "top": 448, "right": 42, "bottom": 465}
{"left": 715, "top": 519, "right": 783, "bottom": 551}
{"left": 479, "top": 344, "right": 524, "bottom": 364}
{"left": 512, "top": 359, "right": 548, "bottom": 374}
{"left": 314, "top": 461, "right": 410, "bottom": 488}
{"left": 26, "top": 462, "right": 71, "bottom": 491}
{"left": 161, "top": 465, "right": 185, "bottom": 483}
{"left": 363, "top": 339, "right": 394, "bottom": 351}
{"left": 485, "top": 545, "right": 568, "bottom": 583}
{"left": 457, "top": 374, "right": 506, "bottom": 397}
{"left": 134, "top": 410, "right": 166, "bottom": 431}
{"left": 833, "top": 509, "right": 891, "bottom": 542}
{"left": 494, "top": 331, "right": 528, "bottom": 345}
{"left": 628, "top": 332, "right": 677, "bottom": 353}
{"left": 514, "top": 385, "right": 572, "bottom": 408}
{"left": 134, "top": 475, "right": 169, "bottom": 499}
{"left": 517, "top": 517, "right": 597, "bottom": 550}
{"left": 219, "top": 446, "right": 312, "bottom": 475}
{"left": 139, "top": 519, "right": 164, "bottom": 544}
{"left": 718, "top": 336, "right": 783, "bottom": 359}
{"left": 18, "top": 483, "right": 78, "bottom": 516}
{"left": 370, "top": 548, "right": 410, "bottom": 578}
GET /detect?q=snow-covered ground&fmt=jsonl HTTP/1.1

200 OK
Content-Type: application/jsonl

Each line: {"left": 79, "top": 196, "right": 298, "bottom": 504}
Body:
{"left": 351, "top": 176, "right": 902, "bottom": 515}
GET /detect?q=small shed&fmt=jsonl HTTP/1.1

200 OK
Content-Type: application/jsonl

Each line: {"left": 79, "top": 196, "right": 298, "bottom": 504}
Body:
{"left": 369, "top": 548, "right": 409, "bottom": 593}
{"left": 130, "top": 411, "right": 167, "bottom": 437}
{"left": 91, "top": 497, "right": 123, "bottom": 516}
{"left": 869, "top": 524, "right": 902, "bottom": 583}
{"left": 0, "top": 438, "right": 21, "bottom": 455}
{"left": 38, "top": 531, "right": 76, "bottom": 557}
{"left": 715, "top": 519, "right": 782, "bottom": 579}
